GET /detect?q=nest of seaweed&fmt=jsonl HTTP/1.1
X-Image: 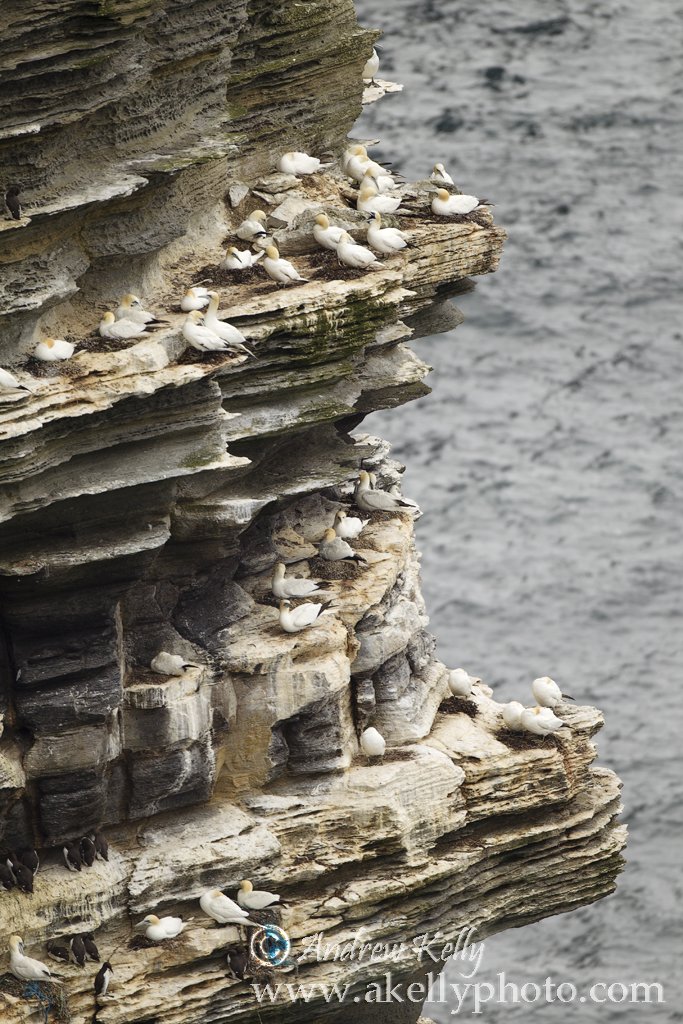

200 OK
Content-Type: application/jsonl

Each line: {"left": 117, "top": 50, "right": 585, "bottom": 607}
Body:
{"left": 307, "top": 556, "right": 364, "bottom": 581}
{"left": 439, "top": 696, "right": 480, "bottom": 719}
{"left": 0, "top": 974, "right": 71, "bottom": 1023}
{"left": 495, "top": 728, "right": 560, "bottom": 751}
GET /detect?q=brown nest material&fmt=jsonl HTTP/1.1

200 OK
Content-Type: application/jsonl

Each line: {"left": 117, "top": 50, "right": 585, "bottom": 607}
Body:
{"left": 0, "top": 973, "right": 71, "bottom": 1022}
{"left": 311, "top": 259, "right": 368, "bottom": 282}
{"left": 439, "top": 696, "right": 480, "bottom": 718}
{"left": 307, "top": 556, "right": 363, "bottom": 581}
{"left": 384, "top": 749, "right": 418, "bottom": 762}
{"left": 192, "top": 264, "right": 265, "bottom": 288}
{"left": 353, "top": 507, "right": 411, "bottom": 524}
{"left": 175, "top": 348, "right": 241, "bottom": 367}
{"left": 76, "top": 332, "right": 136, "bottom": 354}
{"left": 495, "top": 728, "right": 560, "bottom": 751}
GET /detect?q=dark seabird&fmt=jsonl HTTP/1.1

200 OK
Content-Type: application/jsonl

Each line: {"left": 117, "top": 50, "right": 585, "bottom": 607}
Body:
{"left": 82, "top": 932, "right": 100, "bottom": 962}
{"left": 4, "top": 185, "right": 21, "bottom": 220}
{"left": 63, "top": 842, "right": 83, "bottom": 872}
{"left": 46, "top": 940, "right": 71, "bottom": 965}
{"left": 90, "top": 830, "right": 109, "bottom": 862}
{"left": 69, "top": 935, "right": 87, "bottom": 967}
{"left": 80, "top": 835, "right": 96, "bottom": 867}
{"left": 14, "top": 863, "right": 34, "bottom": 894}
{"left": 94, "top": 961, "right": 114, "bottom": 999}
{"left": 0, "top": 863, "right": 16, "bottom": 890}
{"left": 17, "top": 847, "right": 40, "bottom": 875}
{"left": 226, "top": 947, "right": 249, "bottom": 981}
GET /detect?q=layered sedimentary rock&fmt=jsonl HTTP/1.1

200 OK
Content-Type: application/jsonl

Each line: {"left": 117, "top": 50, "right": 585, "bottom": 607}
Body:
{"left": 0, "top": 2, "right": 624, "bottom": 1023}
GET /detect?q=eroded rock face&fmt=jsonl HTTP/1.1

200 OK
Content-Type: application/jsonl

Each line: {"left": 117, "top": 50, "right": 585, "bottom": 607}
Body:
{"left": 0, "top": 2, "right": 624, "bottom": 1023}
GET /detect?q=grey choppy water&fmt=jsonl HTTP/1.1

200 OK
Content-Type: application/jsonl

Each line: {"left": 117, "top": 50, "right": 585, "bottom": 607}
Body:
{"left": 354, "top": 0, "right": 683, "bottom": 1019}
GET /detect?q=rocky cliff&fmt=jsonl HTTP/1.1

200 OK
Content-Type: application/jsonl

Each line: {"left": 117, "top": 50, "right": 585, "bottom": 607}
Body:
{"left": 0, "top": 2, "right": 624, "bottom": 1023}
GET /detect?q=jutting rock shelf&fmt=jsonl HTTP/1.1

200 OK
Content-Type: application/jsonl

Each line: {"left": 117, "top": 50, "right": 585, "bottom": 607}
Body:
{"left": 0, "top": 2, "right": 625, "bottom": 1022}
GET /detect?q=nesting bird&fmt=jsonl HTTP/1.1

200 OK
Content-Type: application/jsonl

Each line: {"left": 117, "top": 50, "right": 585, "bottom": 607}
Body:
{"left": 501, "top": 701, "right": 526, "bottom": 731}
{"left": 180, "top": 287, "right": 210, "bottom": 312}
{"left": 334, "top": 508, "right": 368, "bottom": 540}
{"left": 182, "top": 311, "right": 231, "bottom": 353}
{"left": 99, "top": 312, "right": 148, "bottom": 341}
{"left": 226, "top": 947, "right": 249, "bottom": 981}
{"left": 354, "top": 470, "right": 419, "bottom": 514}
{"left": 137, "top": 915, "right": 187, "bottom": 941}
{"left": 46, "top": 941, "right": 71, "bottom": 965}
{"left": 357, "top": 187, "right": 401, "bottom": 215}
{"left": 115, "top": 294, "right": 168, "bottom": 326}
{"left": 360, "top": 726, "right": 386, "bottom": 758}
{"left": 531, "top": 675, "right": 574, "bottom": 708}
{"left": 9, "top": 936, "right": 61, "bottom": 984}
{"left": 82, "top": 932, "right": 100, "bottom": 962}
{"left": 318, "top": 527, "right": 367, "bottom": 564}
{"left": 150, "top": 651, "right": 197, "bottom": 676}
{"left": 431, "top": 188, "right": 489, "bottom": 217}
{"left": 0, "top": 863, "right": 16, "bottom": 890}
{"left": 448, "top": 668, "right": 480, "bottom": 697}
{"left": 63, "top": 841, "right": 83, "bottom": 872}
{"left": 362, "top": 47, "right": 380, "bottom": 84}
{"left": 237, "top": 879, "right": 281, "bottom": 911}
{"left": 69, "top": 935, "right": 87, "bottom": 967}
{"left": 430, "top": 163, "right": 454, "bottom": 185}
{"left": 313, "top": 213, "right": 346, "bottom": 251}
{"left": 336, "top": 231, "right": 379, "bottom": 270}
{"left": 80, "top": 835, "right": 97, "bottom": 867}
{"left": 204, "top": 292, "right": 254, "bottom": 356}
{"left": 262, "top": 245, "right": 308, "bottom": 286}
{"left": 520, "top": 706, "right": 565, "bottom": 737}
{"left": 279, "top": 598, "right": 330, "bottom": 633}
{"left": 0, "top": 368, "right": 31, "bottom": 394}
{"left": 200, "top": 889, "right": 253, "bottom": 926}
{"left": 221, "top": 246, "right": 264, "bottom": 270}
{"left": 366, "top": 211, "right": 407, "bottom": 254}
{"left": 271, "top": 562, "right": 322, "bottom": 600}
{"left": 33, "top": 338, "right": 75, "bottom": 362}
{"left": 236, "top": 210, "right": 268, "bottom": 241}
{"left": 90, "top": 830, "right": 109, "bottom": 862}
{"left": 277, "top": 151, "right": 323, "bottom": 176}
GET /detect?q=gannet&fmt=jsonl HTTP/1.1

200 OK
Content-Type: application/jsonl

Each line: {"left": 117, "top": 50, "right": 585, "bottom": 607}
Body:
{"left": 271, "top": 562, "right": 322, "bottom": 600}
{"left": 236, "top": 210, "right": 267, "bottom": 240}
{"left": 200, "top": 889, "right": 254, "bottom": 926}
{"left": 251, "top": 230, "right": 274, "bottom": 253}
{"left": 115, "top": 293, "right": 168, "bottom": 325}
{"left": 34, "top": 338, "right": 75, "bottom": 361}
{"left": 150, "top": 651, "right": 197, "bottom": 675}
{"left": 362, "top": 47, "right": 380, "bottom": 83}
{"left": 0, "top": 367, "right": 31, "bottom": 393}
{"left": 431, "top": 188, "right": 489, "bottom": 216}
{"left": 95, "top": 962, "right": 114, "bottom": 999}
{"left": 501, "top": 701, "right": 525, "bottom": 731}
{"left": 237, "top": 879, "right": 281, "bottom": 910}
{"left": 360, "top": 726, "right": 386, "bottom": 757}
{"left": 448, "top": 668, "right": 480, "bottom": 697}
{"left": 182, "top": 310, "right": 232, "bottom": 352}
{"left": 520, "top": 706, "right": 565, "bottom": 737}
{"left": 221, "top": 246, "right": 264, "bottom": 270}
{"left": 319, "top": 527, "right": 367, "bottom": 563}
{"left": 430, "top": 163, "right": 454, "bottom": 185}
{"left": 366, "top": 211, "right": 407, "bottom": 254}
{"left": 204, "top": 292, "right": 254, "bottom": 356}
{"left": 531, "top": 675, "right": 574, "bottom": 708}
{"left": 354, "top": 469, "right": 419, "bottom": 514}
{"left": 4, "top": 185, "right": 21, "bottom": 220}
{"left": 313, "top": 213, "right": 345, "bottom": 251}
{"left": 180, "top": 287, "right": 210, "bottom": 312}
{"left": 345, "top": 145, "right": 372, "bottom": 183}
{"left": 278, "top": 151, "right": 322, "bottom": 175}
{"left": 82, "top": 933, "right": 100, "bottom": 962}
{"left": 89, "top": 830, "right": 109, "bottom": 862}
{"left": 357, "top": 187, "right": 401, "bottom": 215}
{"left": 9, "top": 936, "right": 62, "bottom": 984}
{"left": 136, "top": 915, "right": 186, "bottom": 941}
{"left": 99, "top": 312, "right": 148, "bottom": 340}
{"left": 63, "top": 841, "right": 83, "bottom": 872}
{"left": 334, "top": 509, "right": 368, "bottom": 540}
{"left": 360, "top": 168, "right": 396, "bottom": 194}
{"left": 279, "top": 598, "right": 329, "bottom": 633}
{"left": 262, "top": 245, "right": 309, "bottom": 286}
{"left": 80, "top": 835, "right": 96, "bottom": 867}
{"left": 337, "top": 231, "right": 379, "bottom": 270}
{"left": 69, "top": 935, "right": 87, "bottom": 967}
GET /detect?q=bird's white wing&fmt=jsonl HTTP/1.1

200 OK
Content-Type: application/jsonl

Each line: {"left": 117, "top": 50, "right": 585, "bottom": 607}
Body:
{"left": 292, "top": 603, "right": 322, "bottom": 628}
